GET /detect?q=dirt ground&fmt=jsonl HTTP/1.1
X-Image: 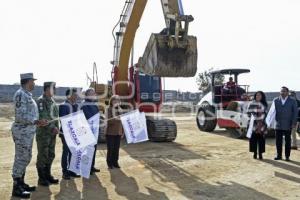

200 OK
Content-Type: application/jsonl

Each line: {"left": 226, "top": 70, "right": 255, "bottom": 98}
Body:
{"left": 0, "top": 103, "right": 300, "bottom": 200}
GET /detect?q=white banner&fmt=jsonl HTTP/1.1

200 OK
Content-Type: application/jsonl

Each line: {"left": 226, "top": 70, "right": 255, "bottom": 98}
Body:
{"left": 69, "top": 146, "right": 95, "bottom": 179}
{"left": 60, "top": 110, "right": 97, "bottom": 178}
{"left": 246, "top": 115, "right": 255, "bottom": 138}
{"left": 266, "top": 101, "right": 276, "bottom": 128}
{"left": 60, "top": 110, "right": 97, "bottom": 150}
{"left": 120, "top": 110, "right": 149, "bottom": 144}
{"left": 87, "top": 113, "right": 100, "bottom": 141}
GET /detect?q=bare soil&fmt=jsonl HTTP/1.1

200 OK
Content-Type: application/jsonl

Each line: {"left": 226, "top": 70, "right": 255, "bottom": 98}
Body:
{"left": 0, "top": 104, "right": 300, "bottom": 200}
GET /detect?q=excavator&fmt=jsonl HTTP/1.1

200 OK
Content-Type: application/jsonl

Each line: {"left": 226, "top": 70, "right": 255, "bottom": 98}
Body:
{"left": 92, "top": 0, "right": 197, "bottom": 142}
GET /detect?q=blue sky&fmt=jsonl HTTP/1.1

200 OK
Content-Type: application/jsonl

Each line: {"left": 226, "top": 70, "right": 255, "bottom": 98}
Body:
{"left": 0, "top": 0, "right": 299, "bottom": 92}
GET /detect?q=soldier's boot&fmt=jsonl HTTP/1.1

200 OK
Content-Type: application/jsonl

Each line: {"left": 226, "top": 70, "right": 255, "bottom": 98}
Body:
{"left": 45, "top": 165, "right": 59, "bottom": 184}
{"left": 12, "top": 178, "right": 31, "bottom": 199}
{"left": 21, "top": 173, "right": 36, "bottom": 192}
{"left": 37, "top": 167, "right": 50, "bottom": 186}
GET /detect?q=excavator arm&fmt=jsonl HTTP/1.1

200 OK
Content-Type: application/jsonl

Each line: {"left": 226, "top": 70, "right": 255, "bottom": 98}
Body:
{"left": 160, "top": 0, "right": 193, "bottom": 38}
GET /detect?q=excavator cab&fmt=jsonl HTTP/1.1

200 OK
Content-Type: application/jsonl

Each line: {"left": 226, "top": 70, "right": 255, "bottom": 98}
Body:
{"left": 130, "top": 66, "right": 162, "bottom": 113}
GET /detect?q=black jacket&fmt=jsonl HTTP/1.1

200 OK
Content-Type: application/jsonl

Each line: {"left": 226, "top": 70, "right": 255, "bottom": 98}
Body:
{"left": 80, "top": 99, "right": 100, "bottom": 120}
{"left": 58, "top": 100, "right": 79, "bottom": 134}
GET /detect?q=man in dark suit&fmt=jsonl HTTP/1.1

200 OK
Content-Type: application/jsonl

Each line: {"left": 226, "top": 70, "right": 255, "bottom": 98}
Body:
{"left": 80, "top": 88, "right": 101, "bottom": 174}
{"left": 273, "top": 86, "right": 298, "bottom": 161}
{"left": 59, "top": 88, "right": 81, "bottom": 179}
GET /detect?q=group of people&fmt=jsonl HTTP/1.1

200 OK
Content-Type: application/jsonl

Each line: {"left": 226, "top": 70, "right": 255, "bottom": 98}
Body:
{"left": 10, "top": 73, "right": 300, "bottom": 198}
{"left": 247, "top": 86, "right": 300, "bottom": 160}
{"left": 11, "top": 73, "right": 124, "bottom": 198}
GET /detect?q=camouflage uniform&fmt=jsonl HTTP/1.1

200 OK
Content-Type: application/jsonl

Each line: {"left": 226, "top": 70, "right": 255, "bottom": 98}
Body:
{"left": 35, "top": 82, "right": 60, "bottom": 186}
{"left": 36, "top": 94, "right": 59, "bottom": 169}
{"left": 11, "top": 88, "right": 38, "bottom": 178}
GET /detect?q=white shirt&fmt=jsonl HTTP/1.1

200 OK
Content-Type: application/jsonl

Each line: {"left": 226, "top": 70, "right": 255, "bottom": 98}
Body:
{"left": 280, "top": 96, "right": 288, "bottom": 105}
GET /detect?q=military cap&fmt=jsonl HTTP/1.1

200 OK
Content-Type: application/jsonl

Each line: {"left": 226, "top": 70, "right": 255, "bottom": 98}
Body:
{"left": 20, "top": 73, "right": 37, "bottom": 80}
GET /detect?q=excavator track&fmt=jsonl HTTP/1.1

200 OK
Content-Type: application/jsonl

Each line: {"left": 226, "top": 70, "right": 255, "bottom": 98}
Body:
{"left": 146, "top": 116, "right": 177, "bottom": 142}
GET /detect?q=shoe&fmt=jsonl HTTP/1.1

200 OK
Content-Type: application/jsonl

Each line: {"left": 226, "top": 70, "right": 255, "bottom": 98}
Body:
{"left": 113, "top": 163, "right": 121, "bottom": 169}
{"left": 291, "top": 146, "right": 298, "bottom": 150}
{"left": 253, "top": 154, "right": 257, "bottom": 159}
{"left": 69, "top": 171, "right": 80, "bottom": 178}
{"left": 91, "top": 167, "right": 100, "bottom": 173}
{"left": 12, "top": 178, "right": 31, "bottom": 199}
{"left": 46, "top": 175, "right": 59, "bottom": 184}
{"left": 108, "top": 165, "right": 114, "bottom": 169}
{"left": 259, "top": 154, "right": 263, "bottom": 160}
{"left": 62, "top": 173, "right": 71, "bottom": 180}
{"left": 21, "top": 173, "right": 36, "bottom": 192}
{"left": 274, "top": 157, "right": 282, "bottom": 160}
{"left": 37, "top": 167, "right": 50, "bottom": 186}
{"left": 38, "top": 178, "right": 50, "bottom": 186}
{"left": 286, "top": 158, "right": 291, "bottom": 162}
{"left": 22, "top": 183, "right": 36, "bottom": 192}
{"left": 45, "top": 166, "right": 59, "bottom": 184}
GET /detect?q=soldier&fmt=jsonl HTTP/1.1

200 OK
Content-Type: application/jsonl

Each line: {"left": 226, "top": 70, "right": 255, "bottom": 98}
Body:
{"left": 11, "top": 73, "right": 48, "bottom": 198}
{"left": 36, "top": 82, "right": 60, "bottom": 186}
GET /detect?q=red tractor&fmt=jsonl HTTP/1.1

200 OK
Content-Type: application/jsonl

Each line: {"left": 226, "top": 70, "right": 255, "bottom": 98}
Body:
{"left": 196, "top": 69, "right": 251, "bottom": 138}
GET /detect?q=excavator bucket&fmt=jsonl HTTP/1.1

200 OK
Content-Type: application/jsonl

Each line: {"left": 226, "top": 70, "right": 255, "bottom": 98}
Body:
{"left": 138, "top": 33, "right": 197, "bottom": 77}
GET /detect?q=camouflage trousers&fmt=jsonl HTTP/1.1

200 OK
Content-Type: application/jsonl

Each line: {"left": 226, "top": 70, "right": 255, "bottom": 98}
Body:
{"left": 36, "top": 129, "right": 56, "bottom": 169}
{"left": 11, "top": 126, "right": 35, "bottom": 178}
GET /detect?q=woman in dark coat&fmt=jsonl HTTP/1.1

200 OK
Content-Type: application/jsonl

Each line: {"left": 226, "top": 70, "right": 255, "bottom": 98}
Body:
{"left": 247, "top": 91, "right": 268, "bottom": 159}
{"left": 105, "top": 95, "right": 124, "bottom": 169}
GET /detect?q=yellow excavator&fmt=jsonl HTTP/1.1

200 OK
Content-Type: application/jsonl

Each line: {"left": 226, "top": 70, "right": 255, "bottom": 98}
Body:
{"left": 93, "top": 0, "right": 197, "bottom": 142}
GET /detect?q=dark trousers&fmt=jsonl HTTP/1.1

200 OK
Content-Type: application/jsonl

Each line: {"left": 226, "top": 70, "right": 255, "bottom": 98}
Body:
{"left": 60, "top": 135, "right": 72, "bottom": 174}
{"left": 249, "top": 133, "right": 265, "bottom": 155}
{"left": 106, "top": 135, "right": 121, "bottom": 166}
{"left": 91, "top": 144, "right": 97, "bottom": 169}
{"left": 275, "top": 130, "right": 292, "bottom": 158}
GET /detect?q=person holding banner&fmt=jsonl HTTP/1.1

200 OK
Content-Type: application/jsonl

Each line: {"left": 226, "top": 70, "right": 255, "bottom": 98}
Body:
{"left": 80, "top": 88, "right": 101, "bottom": 174}
{"left": 105, "top": 95, "right": 124, "bottom": 169}
{"left": 59, "top": 88, "right": 81, "bottom": 179}
{"left": 247, "top": 91, "right": 268, "bottom": 160}
{"left": 11, "top": 73, "right": 48, "bottom": 198}
{"left": 36, "top": 82, "right": 60, "bottom": 186}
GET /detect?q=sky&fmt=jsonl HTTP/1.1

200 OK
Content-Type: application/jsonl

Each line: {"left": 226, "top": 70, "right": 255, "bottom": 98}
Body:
{"left": 0, "top": 0, "right": 299, "bottom": 93}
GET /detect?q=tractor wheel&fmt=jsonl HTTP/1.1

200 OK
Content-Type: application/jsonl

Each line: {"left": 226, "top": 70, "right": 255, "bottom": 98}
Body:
{"left": 196, "top": 103, "right": 217, "bottom": 132}
{"left": 225, "top": 101, "right": 247, "bottom": 139}
{"left": 147, "top": 116, "right": 177, "bottom": 142}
